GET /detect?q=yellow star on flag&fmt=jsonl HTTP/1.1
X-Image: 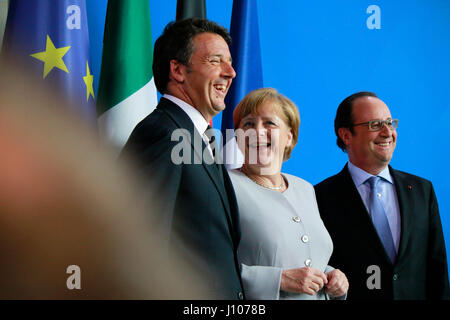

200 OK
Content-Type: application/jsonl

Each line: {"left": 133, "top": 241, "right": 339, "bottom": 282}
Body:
{"left": 83, "top": 62, "right": 95, "bottom": 101}
{"left": 30, "top": 35, "right": 70, "bottom": 79}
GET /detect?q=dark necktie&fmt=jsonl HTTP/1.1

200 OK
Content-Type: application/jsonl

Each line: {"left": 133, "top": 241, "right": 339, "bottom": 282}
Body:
{"left": 204, "top": 125, "right": 223, "bottom": 181}
{"left": 365, "top": 176, "right": 397, "bottom": 264}
{"left": 204, "top": 125, "right": 217, "bottom": 158}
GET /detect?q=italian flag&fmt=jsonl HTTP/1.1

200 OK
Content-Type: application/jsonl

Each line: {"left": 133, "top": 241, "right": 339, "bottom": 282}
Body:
{"left": 97, "top": 0, "right": 157, "bottom": 151}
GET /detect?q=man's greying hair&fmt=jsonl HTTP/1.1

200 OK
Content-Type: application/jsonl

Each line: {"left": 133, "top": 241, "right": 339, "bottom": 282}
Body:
{"left": 153, "top": 18, "right": 232, "bottom": 94}
{"left": 334, "top": 91, "right": 378, "bottom": 152}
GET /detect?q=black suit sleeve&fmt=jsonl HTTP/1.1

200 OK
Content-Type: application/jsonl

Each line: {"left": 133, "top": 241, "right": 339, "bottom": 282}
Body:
{"left": 120, "top": 118, "right": 182, "bottom": 243}
{"left": 427, "top": 183, "right": 450, "bottom": 299}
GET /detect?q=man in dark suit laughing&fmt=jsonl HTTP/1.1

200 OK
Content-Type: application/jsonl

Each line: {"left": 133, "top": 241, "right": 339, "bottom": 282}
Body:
{"left": 120, "top": 18, "right": 244, "bottom": 300}
{"left": 314, "top": 91, "right": 449, "bottom": 300}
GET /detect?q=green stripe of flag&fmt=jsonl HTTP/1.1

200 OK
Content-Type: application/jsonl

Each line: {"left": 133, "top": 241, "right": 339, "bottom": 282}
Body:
{"left": 97, "top": 0, "right": 153, "bottom": 114}
{"left": 97, "top": 0, "right": 157, "bottom": 150}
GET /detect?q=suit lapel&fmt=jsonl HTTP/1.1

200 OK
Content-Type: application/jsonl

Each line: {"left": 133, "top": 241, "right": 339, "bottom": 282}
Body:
{"left": 389, "top": 166, "right": 412, "bottom": 264}
{"left": 157, "top": 99, "right": 236, "bottom": 236}
{"left": 222, "top": 166, "right": 240, "bottom": 247}
{"left": 339, "top": 165, "right": 394, "bottom": 265}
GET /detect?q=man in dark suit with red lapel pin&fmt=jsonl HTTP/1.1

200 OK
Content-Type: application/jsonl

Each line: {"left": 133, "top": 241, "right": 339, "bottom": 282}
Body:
{"left": 121, "top": 18, "right": 244, "bottom": 300}
{"left": 315, "top": 91, "right": 449, "bottom": 300}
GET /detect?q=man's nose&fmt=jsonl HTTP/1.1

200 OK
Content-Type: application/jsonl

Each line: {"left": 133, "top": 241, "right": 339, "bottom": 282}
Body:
{"left": 222, "top": 61, "right": 236, "bottom": 79}
{"left": 380, "top": 122, "right": 394, "bottom": 135}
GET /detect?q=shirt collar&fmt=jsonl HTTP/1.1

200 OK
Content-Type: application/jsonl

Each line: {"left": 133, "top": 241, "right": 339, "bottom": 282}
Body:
{"left": 347, "top": 161, "right": 393, "bottom": 187}
{"left": 163, "top": 94, "right": 209, "bottom": 135}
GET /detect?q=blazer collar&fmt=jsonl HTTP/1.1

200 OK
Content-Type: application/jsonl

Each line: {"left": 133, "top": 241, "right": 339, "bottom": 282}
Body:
{"left": 347, "top": 161, "right": 394, "bottom": 187}
{"left": 163, "top": 94, "right": 209, "bottom": 138}
{"left": 157, "top": 98, "right": 237, "bottom": 237}
{"left": 388, "top": 166, "right": 413, "bottom": 266}
{"left": 338, "top": 164, "right": 396, "bottom": 265}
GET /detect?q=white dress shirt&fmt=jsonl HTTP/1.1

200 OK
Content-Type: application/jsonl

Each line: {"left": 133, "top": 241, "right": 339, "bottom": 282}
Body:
{"left": 163, "top": 94, "right": 214, "bottom": 157}
{"left": 347, "top": 161, "right": 401, "bottom": 252}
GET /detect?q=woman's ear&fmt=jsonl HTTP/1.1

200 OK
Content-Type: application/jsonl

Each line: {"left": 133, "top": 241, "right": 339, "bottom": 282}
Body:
{"left": 286, "top": 129, "right": 293, "bottom": 148}
{"left": 283, "top": 129, "right": 294, "bottom": 161}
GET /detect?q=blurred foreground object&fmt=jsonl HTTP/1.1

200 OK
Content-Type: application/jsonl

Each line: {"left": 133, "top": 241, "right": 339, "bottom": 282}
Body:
{"left": 0, "top": 59, "right": 208, "bottom": 299}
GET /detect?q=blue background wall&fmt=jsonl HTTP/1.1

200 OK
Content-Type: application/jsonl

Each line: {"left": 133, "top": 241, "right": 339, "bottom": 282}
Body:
{"left": 87, "top": 0, "right": 450, "bottom": 268}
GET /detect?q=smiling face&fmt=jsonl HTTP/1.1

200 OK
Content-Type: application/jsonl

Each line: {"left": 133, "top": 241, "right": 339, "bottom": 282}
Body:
{"left": 339, "top": 96, "right": 397, "bottom": 174}
{"left": 236, "top": 101, "right": 293, "bottom": 175}
{"left": 172, "top": 32, "right": 236, "bottom": 122}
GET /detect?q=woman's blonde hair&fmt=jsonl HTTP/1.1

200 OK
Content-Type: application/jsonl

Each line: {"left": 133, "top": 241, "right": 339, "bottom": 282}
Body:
{"left": 233, "top": 88, "right": 300, "bottom": 160}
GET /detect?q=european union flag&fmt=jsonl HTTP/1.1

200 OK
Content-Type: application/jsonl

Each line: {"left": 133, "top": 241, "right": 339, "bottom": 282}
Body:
{"left": 2, "top": 0, "right": 96, "bottom": 122}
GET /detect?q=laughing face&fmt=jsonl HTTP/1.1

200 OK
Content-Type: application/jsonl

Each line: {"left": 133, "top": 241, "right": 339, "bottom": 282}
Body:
{"left": 177, "top": 32, "right": 236, "bottom": 122}
{"left": 341, "top": 96, "right": 397, "bottom": 174}
{"left": 236, "top": 101, "right": 293, "bottom": 175}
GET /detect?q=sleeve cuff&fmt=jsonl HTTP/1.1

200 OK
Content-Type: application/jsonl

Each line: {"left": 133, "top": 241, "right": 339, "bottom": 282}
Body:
{"left": 241, "top": 264, "right": 282, "bottom": 300}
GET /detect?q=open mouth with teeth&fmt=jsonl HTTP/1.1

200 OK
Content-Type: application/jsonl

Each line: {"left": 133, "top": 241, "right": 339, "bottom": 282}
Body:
{"left": 246, "top": 141, "right": 274, "bottom": 165}
{"left": 249, "top": 142, "right": 271, "bottom": 150}
{"left": 213, "top": 84, "right": 227, "bottom": 96}
{"left": 373, "top": 141, "right": 394, "bottom": 152}
{"left": 375, "top": 141, "right": 391, "bottom": 147}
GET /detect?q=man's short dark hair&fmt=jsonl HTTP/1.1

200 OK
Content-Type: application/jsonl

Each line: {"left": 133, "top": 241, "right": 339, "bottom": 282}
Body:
{"left": 153, "top": 18, "right": 232, "bottom": 94}
{"left": 334, "top": 91, "right": 378, "bottom": 152}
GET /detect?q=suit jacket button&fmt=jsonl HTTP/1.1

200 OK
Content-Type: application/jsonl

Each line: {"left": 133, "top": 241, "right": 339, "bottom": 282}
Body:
{"left": 393, "top": 274, "right": 399, "bottom": 281}
{"left": 238, "top": 292, "right": 244, "bottom": 300}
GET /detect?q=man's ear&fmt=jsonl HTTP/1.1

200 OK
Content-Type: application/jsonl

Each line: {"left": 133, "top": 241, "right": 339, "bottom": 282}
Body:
{"left": 169, "top": 59, "right": 185, "bottom": 83}
{"left": 338, "top": 127, "right": 352, "bottom": 146}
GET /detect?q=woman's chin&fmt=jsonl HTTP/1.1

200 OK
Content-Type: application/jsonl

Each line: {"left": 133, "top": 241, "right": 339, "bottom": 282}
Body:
{"left": 245, "top": 147, "right": 273, "bottom": 165}
{"left": 244, "top": 157, "right": 280, "bottom": 175}
{"left": 244, "top": 155, "right": 271, "bottom": 166}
